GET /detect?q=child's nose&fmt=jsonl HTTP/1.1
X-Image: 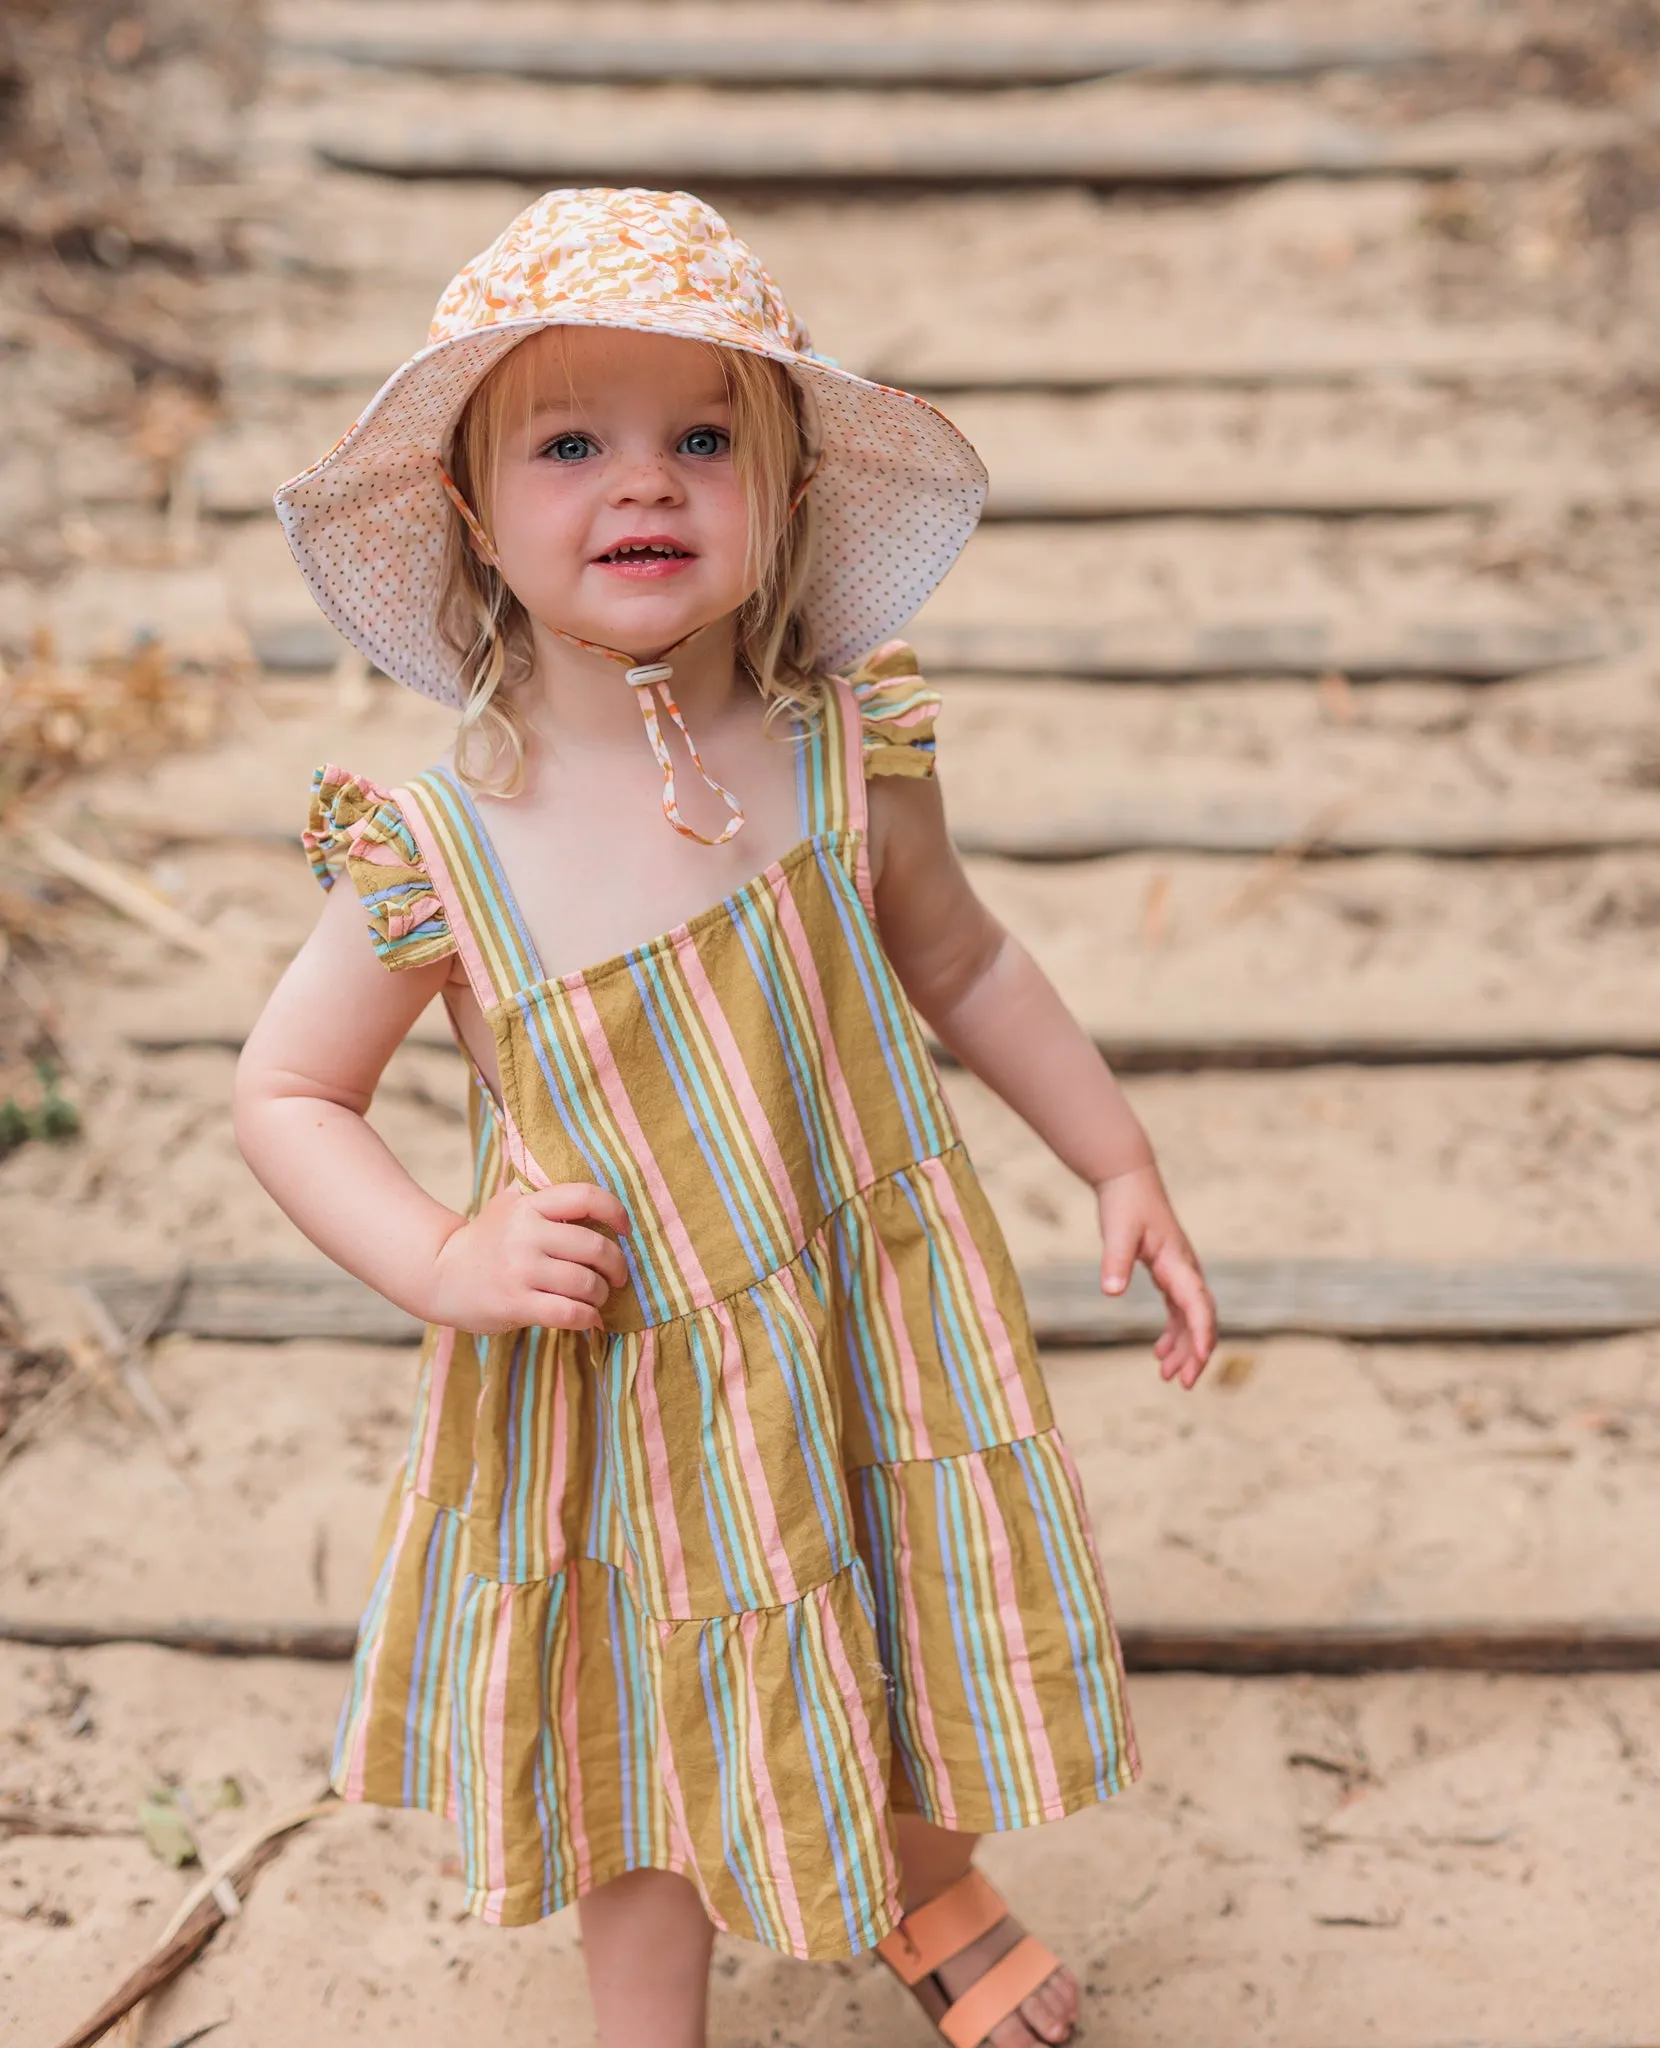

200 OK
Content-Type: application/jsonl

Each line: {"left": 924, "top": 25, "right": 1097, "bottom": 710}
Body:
{"left": 611, "top": 452, "right": 682, "bottom": 504}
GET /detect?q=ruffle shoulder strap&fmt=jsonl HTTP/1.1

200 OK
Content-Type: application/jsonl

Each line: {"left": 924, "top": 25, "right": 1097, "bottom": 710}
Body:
{"left": 848, "top": 639, "right": 939, "bottom": 781}
{"left": 303, "top": 764, "right": 455, "bottom": 972}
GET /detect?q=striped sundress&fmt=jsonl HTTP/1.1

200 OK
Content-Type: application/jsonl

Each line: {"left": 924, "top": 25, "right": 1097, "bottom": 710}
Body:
{"left": 304, "top": 641, "right": 1138, "bottom": 1959}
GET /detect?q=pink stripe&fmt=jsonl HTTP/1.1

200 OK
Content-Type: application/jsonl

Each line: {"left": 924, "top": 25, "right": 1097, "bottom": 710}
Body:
{"left": 481, "top": 1586, "right": 515, "bottom": 1916}
{"left": 716, "top": 1306, "right": 799, "bottom": 1605}
{"left": 558, "top": 1570, "right": 592, "bottom": 1891}
{"left": 414, "top": 1326, "right": 455, "bottom": 1495}
{"left": 768, "top": 867, "right": 875, "bottom": 1187}
{"left": 887, "top": 1478, "right": 957, "bottom": 1827}
{"left": 965, "top": 1457, "right": 1065, "bottom": 1816}
{"left": 566, "top": 977, "right": 711, "bottom": 1300}
{"left": 394, "top": 784, "right": 497, "bottom": 1012}
{"left": 673, "top": 930, "right": 806, "bottom": 1246}
{"left": 917, "top": 1156, "right": 1036, "bottom": 1437}
{"left": 739, "top": 1612, "right": 811, "bottom": 1954}
{"left": 866, "top": 1220, "right": 934, "bottom": 1461}
{"left": 543, "top": 1339, "right": 571, "bottom": 1575}
{"left": 633, "top": 1330, "right": 691, "bottom": 1614}
{"left": 816, "top": 1588, "right": 901, "bottom": 1915}
{"left": 338, "top": 1489, "right": 419, "bottom": 1802}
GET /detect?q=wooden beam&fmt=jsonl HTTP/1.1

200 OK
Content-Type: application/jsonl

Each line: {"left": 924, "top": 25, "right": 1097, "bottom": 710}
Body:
{"left": 0, "top": 1616, "right": 358, "bottom": 1660}
{"left": 73, "top": 1258, "right": 1660, "bottom": 1350}
{"left": 1118, "top": 1622, "right": 1660, "bottom": 1676}
{"left": 123, "top": 1026, "right": 1660, "bottom": 1073}
{"left": 248, "top": 617, "right": 1612, "bottom": 683}
{"left": 952, "top": 817, "right": 1660, "bottom": 861}
{"left": 910, "top": 620, "right": 1614, "bottom": 682}
{"left": 8, "top": 1613, "right": 1659, "bottom": 1675}
{"left": 310, "top": 110, "right": 1621, "bottom": 191}
{"left": 282, "top": 33, "right": 1432, "bottom": 89}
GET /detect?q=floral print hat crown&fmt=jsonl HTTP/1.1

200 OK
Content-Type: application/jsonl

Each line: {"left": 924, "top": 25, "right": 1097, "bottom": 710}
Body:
{"left": 273, "top": 188, "right": 988, "bottom": 832}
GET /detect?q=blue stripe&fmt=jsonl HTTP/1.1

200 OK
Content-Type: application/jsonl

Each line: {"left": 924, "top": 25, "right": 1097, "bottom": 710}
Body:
{"left": 628, "top": 951, "right": 781, "bottom": 1280}
{"left": 816, "top": 846, "right": 946, "bottom": 1161}
{"left": 752, "top": 1284, "right": 851, "bottom": 1561}
{"left": 934, "top": 1462, "right": 1016, "bottom": 1828}
{"left": 784, "top": 1601, "right": 872, "bottom": 1949}
{"left": 1010, "top": 1437, "right": 1120, "bottom": 1796}
{"left": 687, "top": 1317, "right": 764, "bottom": 1611}
{"left": 516, "top": 987, "right": 677, "bottom": 1324}
{"left": 894, "top": 1173, "right": 1002, "bottom": 1450}
{"left": 827, "top": 1206, "right": 905, "bottom": 1463}
{"left": 697, "top": 1626, "right": 782, "bottom": 1945}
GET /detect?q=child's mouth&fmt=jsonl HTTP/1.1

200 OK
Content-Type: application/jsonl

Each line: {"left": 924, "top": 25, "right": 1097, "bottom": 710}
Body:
{"left": 593, "top": 539, "right": 696, "bottom": 578}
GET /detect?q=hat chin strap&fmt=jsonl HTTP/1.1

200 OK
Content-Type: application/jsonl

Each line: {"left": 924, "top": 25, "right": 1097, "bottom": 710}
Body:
{"left": 550, "top": 619, "right": 746, "bottom": 848}
{"left": 435, "top": 462, "right": 745, "bottom": 847}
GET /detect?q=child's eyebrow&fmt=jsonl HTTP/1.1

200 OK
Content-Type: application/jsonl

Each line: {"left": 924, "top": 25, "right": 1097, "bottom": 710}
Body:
{"left": 522, "top": 387, "right": 735, "bottom": 428}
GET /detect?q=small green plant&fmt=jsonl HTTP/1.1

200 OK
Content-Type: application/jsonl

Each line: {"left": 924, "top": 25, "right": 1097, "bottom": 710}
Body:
{"left": 0, "top": 1061, "right": 80, "bottom": 1161}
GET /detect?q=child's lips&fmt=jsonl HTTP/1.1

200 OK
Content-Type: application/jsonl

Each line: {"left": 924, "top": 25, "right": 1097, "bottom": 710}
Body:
{"left": 591, "top": 538, "right": 697, "bottom": 579}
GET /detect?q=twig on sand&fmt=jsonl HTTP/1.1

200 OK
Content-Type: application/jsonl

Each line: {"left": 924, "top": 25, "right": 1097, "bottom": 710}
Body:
{"left": 1219, "top": 796, "right": 1360, "bottom": 921}
{"left": 49, "top": 1795, "right": 337, "bottom": 2048}
{"left": 24, "top": 827, "right": 220, "bottom": 961}
{"left": 73, "top": 1269, "right": 192, "bottom": 1468}
{"left": 0, "top": 1802, "right": 139, "bottom": 1838}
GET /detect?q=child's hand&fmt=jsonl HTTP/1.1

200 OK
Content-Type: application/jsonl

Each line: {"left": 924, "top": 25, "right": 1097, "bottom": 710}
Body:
{"left": 425, "top": 1182, "right": 632, "bottom": 1335}
{"left": 1096, "top": 1163, "right": 1215, "bottom": 1389}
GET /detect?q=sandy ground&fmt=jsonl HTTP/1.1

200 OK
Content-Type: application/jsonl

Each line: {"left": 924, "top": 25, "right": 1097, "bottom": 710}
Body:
{"left": 6, "top": 3, "right": 1660, "bottom": 2043}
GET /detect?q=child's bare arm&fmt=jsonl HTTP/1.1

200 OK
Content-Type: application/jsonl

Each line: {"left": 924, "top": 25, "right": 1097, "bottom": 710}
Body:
{"left": 233, "top": 880, "right": 628, "bottom": 1333}
{"left": 869, "top": 773, "right": 1215, "bottom": 1385}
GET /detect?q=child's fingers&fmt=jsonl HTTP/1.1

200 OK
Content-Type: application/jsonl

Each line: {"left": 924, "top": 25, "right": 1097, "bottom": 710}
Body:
{"left": 523, "top": 1289, "right": 607, "bottom": 1333}
{"left": 525, "top": 1181, "right": 632, "bottom": 1236}
{"left": 1099, "top": 1211, "right": 1144, "bottom": 1297}
{"left": 533, "top": 1220, "right": 630, "bottom": 1291}
{"left": 531, "top": 1258, "right": 615, "bottom": 1310}
{"left": 1152, "top": 1243, "right": 1216, "bottom": 1366}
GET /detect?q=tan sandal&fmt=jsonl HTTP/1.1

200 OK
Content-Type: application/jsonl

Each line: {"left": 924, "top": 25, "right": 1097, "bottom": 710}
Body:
{"left": 876, "top": 1868, "right": 1071, "bottom": 2048}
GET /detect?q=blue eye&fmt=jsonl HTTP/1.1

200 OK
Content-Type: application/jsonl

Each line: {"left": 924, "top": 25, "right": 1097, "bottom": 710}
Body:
{"left": 544, "top": 432, "right": 596, "bottom": 463}
{"left": 679, "top": 426, "right": 728, "bottom": 458}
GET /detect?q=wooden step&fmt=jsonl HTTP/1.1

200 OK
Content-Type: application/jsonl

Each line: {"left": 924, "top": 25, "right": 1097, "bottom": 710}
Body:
{"left": 914, "top": 522, "right": 1616, "bottom": 679}
{"left": 74, "top": 1258, "right": 1660, "bottom": 1347}
{"left": 234, "top": 177, "right": 1608, "bottom": 390}
{"left": 274, "top": 2, "right": 1432, "bottom": 89}
{"left": 286, "top": 76, "right": 1627, "bottom": 188}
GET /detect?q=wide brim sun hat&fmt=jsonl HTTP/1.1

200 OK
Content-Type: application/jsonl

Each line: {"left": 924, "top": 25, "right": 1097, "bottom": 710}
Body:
{"left": 273, "top": 186, "right": 988, "bottom": 706}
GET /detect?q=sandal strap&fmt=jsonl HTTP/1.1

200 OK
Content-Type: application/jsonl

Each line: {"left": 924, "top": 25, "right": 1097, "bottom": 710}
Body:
{"left": 939, "top": 1935, "right": 1063, "bottom": 2048}
{"left": 875, "top": 1869, "right": 1008, "bottom": 1986}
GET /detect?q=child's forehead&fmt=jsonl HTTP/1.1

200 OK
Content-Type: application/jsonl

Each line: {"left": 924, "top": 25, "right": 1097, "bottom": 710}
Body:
{"left": 503, "top": 327, "right": 732, "bottom": 413}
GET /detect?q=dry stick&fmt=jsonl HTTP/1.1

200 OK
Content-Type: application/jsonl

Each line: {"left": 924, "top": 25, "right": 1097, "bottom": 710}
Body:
{"left": 73, "top": 1269, "right": 192, "bottom": 1469}
{"left": 50, "top": 1797, "right": 336, "bottom": 2048}
{"left": 34, "top": 289, "right": 219, "bottom": 396}
{"left": 1219, "top": 795, "right": 1363, "bottom": 922}
{"left": 0, "top": 1802, "right": 139, "bottom": 1838}
{"left": 25, "top": 828, "right": 220, "bottom": 961}
{"left": 7, "top": 1615, "right": 1660, "bottom": 1675}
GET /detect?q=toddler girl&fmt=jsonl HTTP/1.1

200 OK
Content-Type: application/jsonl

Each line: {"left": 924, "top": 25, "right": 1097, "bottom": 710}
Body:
{"left": 235, "top": 188, "right": 1214, "bottom": 2048}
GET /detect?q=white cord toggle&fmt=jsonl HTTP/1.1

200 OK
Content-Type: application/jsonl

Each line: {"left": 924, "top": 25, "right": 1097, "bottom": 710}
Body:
{"left": 625, "top": 663, "right": 676, "bottom": 689}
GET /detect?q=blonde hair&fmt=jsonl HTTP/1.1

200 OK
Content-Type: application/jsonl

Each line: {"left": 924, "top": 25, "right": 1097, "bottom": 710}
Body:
{"left": 438, "top": 331, "right": 820, "bottom": 795}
